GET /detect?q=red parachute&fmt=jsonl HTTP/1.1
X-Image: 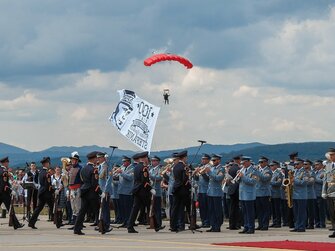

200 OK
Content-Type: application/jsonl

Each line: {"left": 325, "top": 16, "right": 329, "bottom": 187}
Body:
{"left": 144, "top": 53, "right": 193, "bottom": 69}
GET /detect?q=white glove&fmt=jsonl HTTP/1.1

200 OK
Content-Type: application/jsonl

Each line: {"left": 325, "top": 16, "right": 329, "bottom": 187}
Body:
{"left": 322, "top": 194, "right": 327, "bottom": 199}
{"left": 101, "top": 192, "right": 106, "bottom": 199}
{"left": 11, "top": 190, "right": 16, "bottom": 197}
{"left": 55, "top": 190, "right": 59, "bottom": 196}
{"left": 150, "top": 188, "right": 156, "bottom": 196}
{"left": 66, "top": 190, "right": 70, "bottom": 197}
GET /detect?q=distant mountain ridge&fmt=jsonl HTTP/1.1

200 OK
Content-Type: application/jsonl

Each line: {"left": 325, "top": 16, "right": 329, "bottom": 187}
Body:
{"left": 1, "top": 141, "right": 334, "bottom": 168}
{"left": 0, "top": 142, "right": 30, "bottom": 154}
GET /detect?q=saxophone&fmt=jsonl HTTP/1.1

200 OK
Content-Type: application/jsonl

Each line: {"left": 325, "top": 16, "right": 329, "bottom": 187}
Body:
{"left": 282, "top": 170, "right": 293, "bottom": 208}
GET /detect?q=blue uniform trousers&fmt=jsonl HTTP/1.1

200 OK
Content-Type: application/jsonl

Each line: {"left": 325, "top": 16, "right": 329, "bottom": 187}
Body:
{"left": 198, "top": 193, "right": 210, "bottom": 226}
{"left": 256, "top": 196, "right": 271, "bottom": 228}
{"left": 293, "top": 199, "right": 307, "bottom": 230}
{"left": 119, "top": 194, "right": 133, "bottom": 225}
{"left": 241, "top": 200, "right": 255, "bottom": 231}
{"left": 306, "top": 199, "right": 315, "bottom": 227}
{"left": 280, "top": 199, "right": 288, "bottom": 225}
{"left": 112, "top": 198, "right": 121, "bottom": 223}
{"left": 154, "top": 196, "right": 162, "bottom": 227}
{"left": 208, "top": 196, "right": 223, "bottom": 231}
{"left": 315, "top": 197, "right": 326, "bottom": 228}
{"left": 102, "top": 196, "right": 111, "bottom": 229}
{"left": 271, "top": 198, "right": 281, "bottom": 226}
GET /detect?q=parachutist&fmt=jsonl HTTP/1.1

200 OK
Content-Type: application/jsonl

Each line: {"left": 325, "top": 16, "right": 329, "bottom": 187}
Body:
{"left": 163, "top": 93, "right": 170, "bottom": 105}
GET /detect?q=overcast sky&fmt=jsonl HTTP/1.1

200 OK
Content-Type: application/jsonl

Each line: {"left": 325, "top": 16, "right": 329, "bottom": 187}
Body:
{"left": 1, "top": 0, "right": 335, "bottom": 152}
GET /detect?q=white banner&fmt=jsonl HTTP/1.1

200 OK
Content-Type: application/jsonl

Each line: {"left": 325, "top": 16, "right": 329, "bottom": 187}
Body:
{"left": 108, "top": 89, "right": 160, "bottom": 152}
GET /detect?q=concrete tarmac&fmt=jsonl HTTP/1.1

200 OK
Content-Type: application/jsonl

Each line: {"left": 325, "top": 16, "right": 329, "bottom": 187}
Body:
{"left": 1, "top": 215, "right": 334, "bottom": 251}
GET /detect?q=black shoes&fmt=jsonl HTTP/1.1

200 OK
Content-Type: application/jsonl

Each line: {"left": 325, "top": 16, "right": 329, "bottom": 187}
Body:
{"left": 28, "top": 223, "right": 37, "bottom": 229}
{"left": 128, "top": 228, "right": 138, "bottom": 233}
{"left": 74, "top": 230, "right": 85, "bottom": 235}
{"left": 100, "top": 227, "right": 113, "bottom": 234}
{"left": 239, "top": 229, "right": 254, "bottom": 234}
{"left": 169, "top": 228, "right": 178, "bottom": 232}
{"left": 201, "top": 225, "right": 211, "bottom": 228}
{"left": 239, "top": 229, "right": 248, "bottom": 234}
{"left": 306, "top": 226, "right": 314, "bottom": 229}
{"left": 329, "top": 232, "right": 335, "bottom": 238}
{"left": 14, "top": 223, "right": 25, "bottom": 229}
{"left": 246, "top": 230, "right": 255, "bottom": 234}
{"left": 155, "top": 226, "right": 165, "bottom": 232}
{"left": 290, "top": 229, "right": 305, "bottom": 232}
{"left": 105, "top": 227, "right": 113, "bottom": 233}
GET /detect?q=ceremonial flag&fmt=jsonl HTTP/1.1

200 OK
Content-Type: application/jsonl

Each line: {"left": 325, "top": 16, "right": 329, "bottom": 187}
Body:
{"left": 108, "top": 89, "right": 160, "bottom": 152}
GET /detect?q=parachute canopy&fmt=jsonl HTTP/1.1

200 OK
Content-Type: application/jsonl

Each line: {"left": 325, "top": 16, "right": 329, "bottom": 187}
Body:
{"left": 144, "top": 53, "right": 193, "bottom": 69}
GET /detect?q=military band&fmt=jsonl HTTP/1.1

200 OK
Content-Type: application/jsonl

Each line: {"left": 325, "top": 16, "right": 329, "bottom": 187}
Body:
{"left": 1, "top": 147, "right": 335, "bottom": 239}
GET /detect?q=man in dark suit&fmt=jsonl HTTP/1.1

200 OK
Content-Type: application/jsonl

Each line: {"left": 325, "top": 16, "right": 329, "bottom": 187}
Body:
{"left": 127, "top": 151, "right": 157, "bottom": 233}
{"left": 0, "top": 156, "right": 24, "bottom": 229}
{"left": 29, "top": 157, "right": 54, "bottom": 229}
{"left": 170, "top": 150, "right": 190, "bottom": 232}
{"left": 73, "top": 151, "right": 100, "bottom": 235}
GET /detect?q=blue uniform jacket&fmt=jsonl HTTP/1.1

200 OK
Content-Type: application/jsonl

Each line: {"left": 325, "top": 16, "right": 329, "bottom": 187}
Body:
{"left": 166, "top": 171, "right": 175, "bottom": 196}
{"left": 270, "top": 169, "right": 283, "bottom": 198}
{"left": 306, "top": 170, "right": 316, "bottom": 199}
{"left": 111, "top": 173, "right": 119, "bottom": 199}
{"left": 239, "top": 165, "right": 258, "bottom": 201}
{"left": 102, "top": 162, "right": 113, "bottom": 195}
{"left": 207, "top": 164, "right": 224, "bottom": 197}
{"left": 98, "top": 162, "right": 107, "bottom": 193}
{"left": 195, "top": 164, "right": 210, "bottom": 194}
{"left": 149, "top": 165, "right": 163, "bottom": 197}
{"left": 292, "top": 168, "right": 308, "bottom": 200}
{"left": 256, "top": 166, "right": 272, "bottom": 197}
{"left": 117, "top": 164, "right": 134, "bottom": 195}
{"left": 314, "top": 169, "right": 324, "bottom": 197}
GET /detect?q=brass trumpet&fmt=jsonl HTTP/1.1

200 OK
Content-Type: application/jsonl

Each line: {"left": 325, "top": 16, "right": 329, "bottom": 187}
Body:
{"left": 161, "top": 158, "right": 175, "bottom": 176}
{"left": 199, "top": 165, "right": 210, "bottom": 175}
{"left": 112, "top": 166, "right": 121, "bottom": 175}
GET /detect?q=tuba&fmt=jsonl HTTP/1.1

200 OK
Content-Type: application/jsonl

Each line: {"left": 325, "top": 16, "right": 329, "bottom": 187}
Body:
{"left": 61, "top": 157, "right": 70, "bottom": 187}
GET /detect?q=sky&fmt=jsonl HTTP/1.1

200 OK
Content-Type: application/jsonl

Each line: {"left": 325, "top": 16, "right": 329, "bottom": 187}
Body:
{"left": 1, "top": 0, "right": 335, "bottom": 152}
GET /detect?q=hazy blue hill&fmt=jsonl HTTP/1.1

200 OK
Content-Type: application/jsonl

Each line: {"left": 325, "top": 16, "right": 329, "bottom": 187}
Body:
{"left": 154, "top": 142, "right": 265, "bottom": 159}
{"left": 42, "top": 145, "right": 134, "bottom": 156}
{"left": 221, "top": 142, "right": 335, "bottom": 163}
{"left": 6, "top": 141, "right": 335, "bottom": 168}
{"left": 0, "top": 142, "right": 30, "bottom": 154}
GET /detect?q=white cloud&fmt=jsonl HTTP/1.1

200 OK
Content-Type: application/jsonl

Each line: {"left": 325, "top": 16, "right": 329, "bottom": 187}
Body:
{"left": 71, "top": 107, "right": 89, "bottom": 121}
{"left": 264, "top": 94, "right": 335, "bottom": 106}
{"left": 0, "top": 91, "right": 42, "bottom": 111}
{"left": 233, "top": 85, "right": 259, "bottom": 97}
